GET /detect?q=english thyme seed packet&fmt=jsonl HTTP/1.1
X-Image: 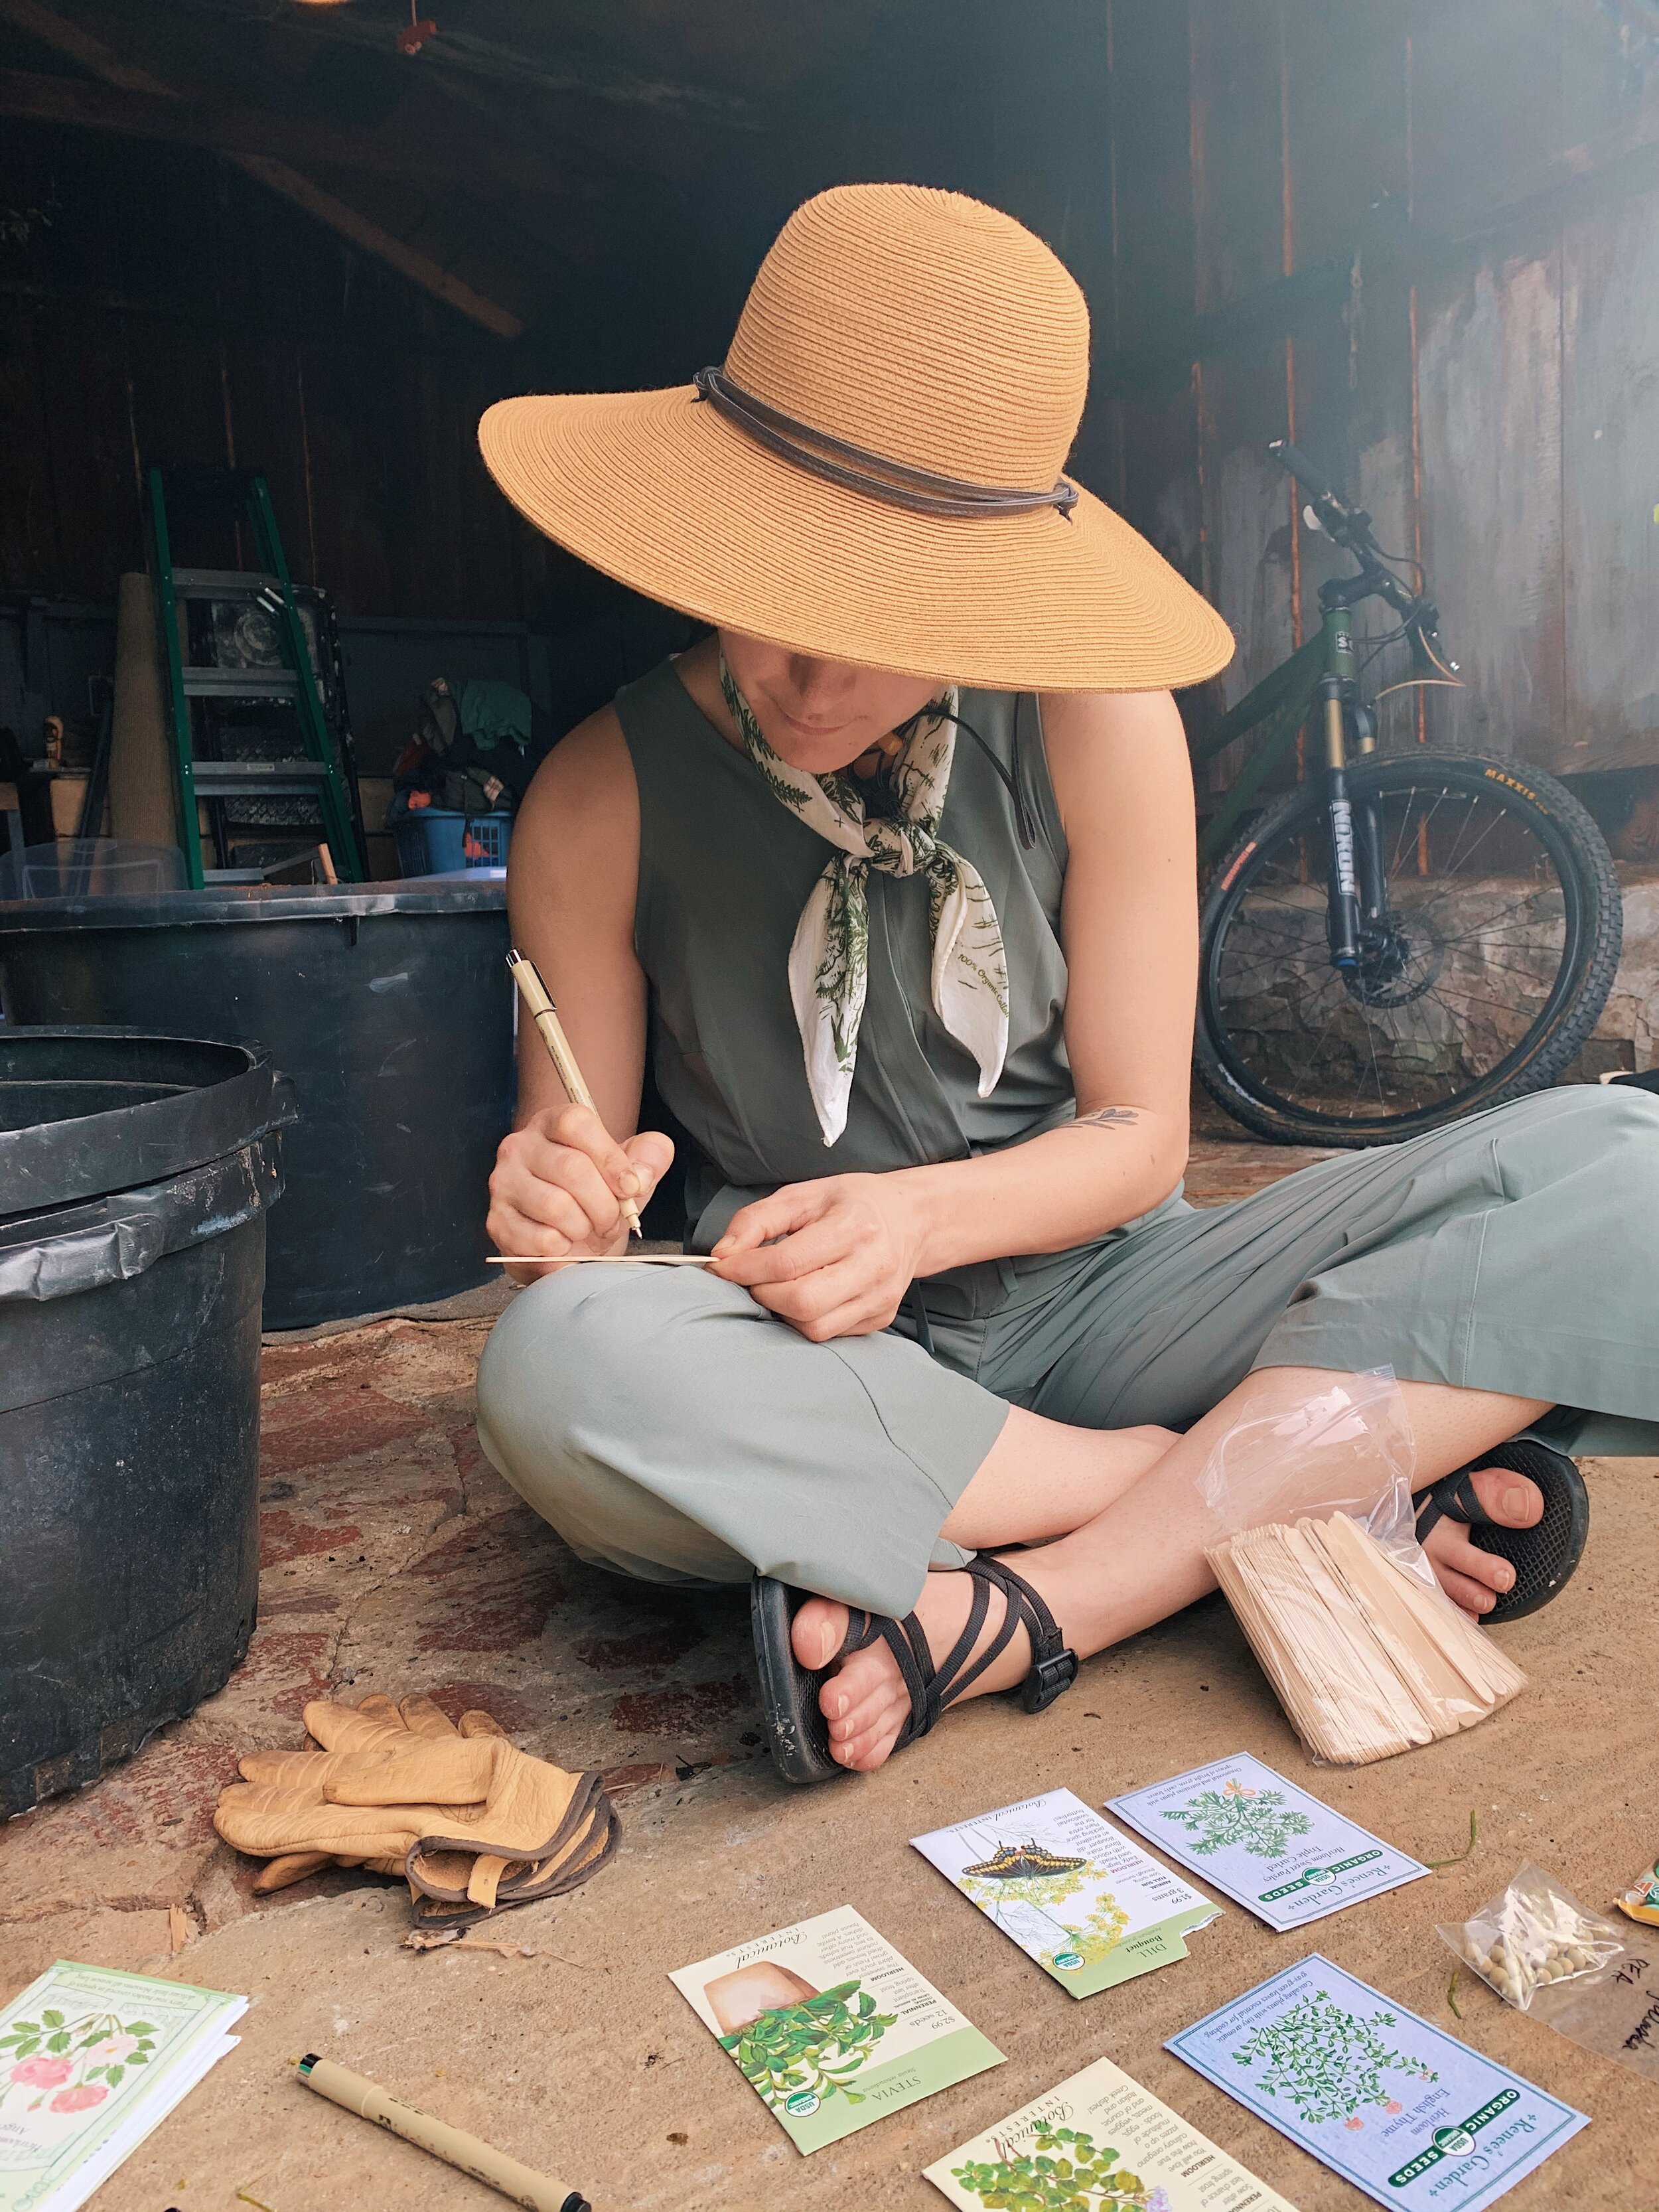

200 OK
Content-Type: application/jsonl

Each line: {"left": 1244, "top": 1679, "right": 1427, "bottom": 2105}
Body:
{"left": 912, "top": 1789, "right": 1221, "bottom": 1996}
{"left": 1108, "top": 1753, "right": 1429, "bottom": 1932}
{"left": 670, "top": 1905, "right": 1004, "bottom": 2154}
{"left": 1168, "top": 1956, "right": 1587, "bottom": 2212}
{"left": 924, "top": 2053, "right": 1301, "bottom": 2212}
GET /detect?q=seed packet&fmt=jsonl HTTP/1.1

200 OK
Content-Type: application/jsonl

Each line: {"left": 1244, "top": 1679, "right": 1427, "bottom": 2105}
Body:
{"left": 912, "top": 1789, "right": 1220, "bottom": 1996}
{"left": 1108, "top": 1751, "right": 1427, "bottom": 1931}
{"left": 0, "top": 1961, "right": 246, "bottom": 2212}
{"left": 1618, "top": 1854, "right": 1659, "bottom": 1929}
{"left": 924, "top": 2053, "right": 1301, "bottom": 2211}
{"left": 1167, "top": 1954, "right": 1588, "bottom": 2212}
{"left": 669, "top": 1905, "right": 1003, "bottom": 2154}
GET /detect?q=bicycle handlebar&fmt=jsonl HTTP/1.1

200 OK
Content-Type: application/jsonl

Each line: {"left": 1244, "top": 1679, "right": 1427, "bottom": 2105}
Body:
{"left": 1267, "top": 439, "right": 1339, "bottom": 506}
{"left": 1267, "top": 437, "right": 1428, "bottom": 625}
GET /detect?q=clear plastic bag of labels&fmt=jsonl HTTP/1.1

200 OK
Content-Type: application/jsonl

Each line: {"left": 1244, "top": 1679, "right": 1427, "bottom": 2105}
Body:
{"left": 1196, "top": 1371, "right": 1526, "bottom": 1764}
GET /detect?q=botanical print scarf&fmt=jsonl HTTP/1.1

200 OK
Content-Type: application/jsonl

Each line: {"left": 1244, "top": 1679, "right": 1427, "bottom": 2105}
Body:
{"left": 720, "top": 656, "right": 1009, "bottom": 1146}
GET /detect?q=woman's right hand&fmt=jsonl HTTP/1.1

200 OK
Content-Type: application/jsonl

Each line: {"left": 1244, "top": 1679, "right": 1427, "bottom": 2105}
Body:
{"left": 486, "top": 1104, "right": 675, "bottom": 1280}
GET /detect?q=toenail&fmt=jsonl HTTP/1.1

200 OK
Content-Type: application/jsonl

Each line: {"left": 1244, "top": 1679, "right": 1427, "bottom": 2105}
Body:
{"left": 1504, "top": 1484, "right": 1528, "bottom": 1516}
{"left": 1496, "top": 1562, "right": 1514, "bottom": 1588}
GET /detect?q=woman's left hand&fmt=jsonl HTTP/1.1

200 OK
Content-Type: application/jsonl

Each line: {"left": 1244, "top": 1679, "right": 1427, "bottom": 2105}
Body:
{"left": 711, "top": 1174, "right": 922, "bottom": 1341}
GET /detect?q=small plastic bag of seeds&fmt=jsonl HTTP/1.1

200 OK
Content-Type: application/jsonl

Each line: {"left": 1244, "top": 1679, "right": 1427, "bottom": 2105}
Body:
{"left": 1438, "top": 1861, "right": 1624, "bottom": 2011}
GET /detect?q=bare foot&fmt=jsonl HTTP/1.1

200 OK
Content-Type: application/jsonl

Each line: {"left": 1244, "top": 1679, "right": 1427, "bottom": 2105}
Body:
{"left": 1420, "top": 1466, "right": 1543, "bottom": 1617}
{"left": 790, "top": 1571, "right": 1029, "bottom": 1773}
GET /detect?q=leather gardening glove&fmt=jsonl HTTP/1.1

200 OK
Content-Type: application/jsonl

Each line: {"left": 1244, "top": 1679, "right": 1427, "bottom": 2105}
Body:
{"left": 320, "top": 1728, "right": 617, "bottom": 1922}
{"left": 216, "top": 1695, "right": 616, "bottom": 1923}
{"left": 220, "top": 1695, "right": 504, "bottom": 1894}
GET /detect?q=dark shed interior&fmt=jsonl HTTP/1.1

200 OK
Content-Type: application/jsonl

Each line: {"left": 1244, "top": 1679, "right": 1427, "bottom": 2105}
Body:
{"left": 9, "top": 0, "right": 1659, "bottom": 830}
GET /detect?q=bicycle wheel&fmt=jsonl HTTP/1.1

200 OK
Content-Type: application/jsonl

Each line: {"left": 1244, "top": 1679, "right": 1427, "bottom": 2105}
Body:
{"left": 1196, "top": 751, "right": 1623, "bottom": 1145}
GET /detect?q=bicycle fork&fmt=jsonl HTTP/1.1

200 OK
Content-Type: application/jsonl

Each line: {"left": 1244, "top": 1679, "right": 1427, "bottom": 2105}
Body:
{"left": 1317, "top": 661, "right": 1386, "bottom": 977}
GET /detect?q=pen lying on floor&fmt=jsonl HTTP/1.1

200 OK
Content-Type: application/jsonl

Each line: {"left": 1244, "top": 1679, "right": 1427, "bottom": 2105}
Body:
{"left": 297, "top": 2054, "right": 591, "bottom": 2211}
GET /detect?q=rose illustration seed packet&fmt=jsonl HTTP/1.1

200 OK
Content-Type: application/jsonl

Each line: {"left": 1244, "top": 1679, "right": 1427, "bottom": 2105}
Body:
{"left": 0, "top": 1961, "right": 246, "bottom": 2212}
{"left": 1108, "top": 1753, "right": 1429, "bottom": 1931}
{"left": 925, "top": 2053, "right": 1301, "bottom": 2211}
{"left": 912, "top": 1788, "right": 1220, "bottom": 1996}
{"left": 1167, "top": 1956, "right": 1587, "bottom": 2211}
{"left": 670, "top": 1904, "right": 1003, "bottom": 2154}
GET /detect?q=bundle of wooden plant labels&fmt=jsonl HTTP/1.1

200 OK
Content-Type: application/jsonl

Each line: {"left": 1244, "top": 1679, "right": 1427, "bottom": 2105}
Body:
{"left": 1206, "top": 1511, "right": 1526, "bottom": 1763}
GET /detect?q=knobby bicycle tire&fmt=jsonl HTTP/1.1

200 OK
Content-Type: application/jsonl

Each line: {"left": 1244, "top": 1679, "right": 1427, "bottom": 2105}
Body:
{"left": 1195, "top": 751, "right": 1623, "bottom": 1145}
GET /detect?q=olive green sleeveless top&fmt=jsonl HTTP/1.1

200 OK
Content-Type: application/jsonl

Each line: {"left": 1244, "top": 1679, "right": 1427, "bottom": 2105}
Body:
{"left": 614, "top": 658, "right": 1074, "bottom": 1244}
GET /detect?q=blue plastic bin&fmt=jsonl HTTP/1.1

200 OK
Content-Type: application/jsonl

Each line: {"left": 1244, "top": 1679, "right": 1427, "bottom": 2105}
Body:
{"left": 392, "top": 809, "right": 512, "bottom": 877}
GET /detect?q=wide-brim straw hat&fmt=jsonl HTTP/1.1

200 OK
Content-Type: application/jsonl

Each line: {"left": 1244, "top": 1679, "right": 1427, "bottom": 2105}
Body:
{"left": 479, "top": 183, "right": 1235, "bottom": 693}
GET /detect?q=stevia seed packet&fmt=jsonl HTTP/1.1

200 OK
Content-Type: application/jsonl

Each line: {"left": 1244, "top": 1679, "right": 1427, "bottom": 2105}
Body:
{"left": 1167, "top": 1955, "right": 1588, "bottom": 2212}
{"left": 1108, "top": 1752, "right": 1428, "bottom": 1931}
{"left": 670, "top": 1905, "right": 1003, "bottom": 2154}
{"left": 912, "top": 1788, "right": 1221, "bottom": 1997}
{"left": 924, "top": 2053, "right": 1302, "bottom": 2211}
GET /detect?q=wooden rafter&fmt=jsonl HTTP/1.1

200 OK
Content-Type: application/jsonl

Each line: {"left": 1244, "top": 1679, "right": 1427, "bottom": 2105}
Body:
{"left": 0, "top": 0, "right": 526, "bottom": 339}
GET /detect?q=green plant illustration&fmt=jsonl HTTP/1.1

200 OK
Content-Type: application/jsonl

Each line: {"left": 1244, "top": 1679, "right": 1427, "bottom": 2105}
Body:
{"left": 1230, "top": 1988, "right": 1437, "bottom": 2128}
{"left": 960, "top": 1859, "right": 1130, "bottom": 1970}
{"left": 0, "top": 2006, "right": 159, "bottom": 2116}
{"left": 718, "top": 1979, "right": 897, "bottom": 2113}
{"left": 1163, "top": 1782, "right": 1314, "bottom": 1861}
{"left": 952, "top": 2120, "right": 1172, "bottom": 2211}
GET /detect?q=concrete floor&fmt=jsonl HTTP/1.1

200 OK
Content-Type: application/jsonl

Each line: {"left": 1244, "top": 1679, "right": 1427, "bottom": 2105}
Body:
{"left": 4, "top": 1130, "right": 1656, "bottom": 2211}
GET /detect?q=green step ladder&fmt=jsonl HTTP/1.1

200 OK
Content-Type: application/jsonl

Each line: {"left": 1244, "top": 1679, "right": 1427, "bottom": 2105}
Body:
{"left": 147, "top": 466, "right": 364, "bottom": 888}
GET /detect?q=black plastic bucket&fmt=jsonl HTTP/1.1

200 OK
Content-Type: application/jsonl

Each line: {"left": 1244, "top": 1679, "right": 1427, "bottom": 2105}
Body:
{"left": 1, "top": 1028, "right": 287, "bottom": 1816}
{"left": 0, "top": 881, "right": 513, "bottom": 1328}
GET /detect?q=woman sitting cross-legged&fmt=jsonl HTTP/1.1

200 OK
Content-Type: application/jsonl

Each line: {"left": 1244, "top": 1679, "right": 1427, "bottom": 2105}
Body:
{"left": 473, "top": 184, "right": 1644, "bottom": 1783}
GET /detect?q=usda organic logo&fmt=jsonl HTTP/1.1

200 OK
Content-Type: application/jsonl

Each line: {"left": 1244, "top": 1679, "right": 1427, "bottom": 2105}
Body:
{"left": 1433, "top": 2126, "right": 1476, "bottom": 2157}
{"left": 784, "top": 2091, "right": 820, "bottom": 2116}
{"left": 1052, "top": 1950, "right": 1085, "bottom": 1971}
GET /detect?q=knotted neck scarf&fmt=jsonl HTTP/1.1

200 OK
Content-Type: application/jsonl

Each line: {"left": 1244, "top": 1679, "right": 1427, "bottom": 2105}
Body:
{"left": 720, "top": 655, "right": 1010, "bottom": 1146}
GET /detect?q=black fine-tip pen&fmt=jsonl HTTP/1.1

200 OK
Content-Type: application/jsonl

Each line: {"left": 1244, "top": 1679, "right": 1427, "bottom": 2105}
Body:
{"left": 297, "top": 2053, "right": 591, "bottom": 2211}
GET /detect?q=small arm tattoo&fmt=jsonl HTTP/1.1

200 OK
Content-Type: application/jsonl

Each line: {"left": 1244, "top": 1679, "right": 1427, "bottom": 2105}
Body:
{"left": 1075, "top": 1106, "right": 1142, "bottom": 1129}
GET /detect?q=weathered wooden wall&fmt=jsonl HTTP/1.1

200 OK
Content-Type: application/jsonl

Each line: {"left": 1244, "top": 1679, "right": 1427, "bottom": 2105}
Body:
{"left": 0, "top": 117, "right": 577, "bottom": 625}
{"left": 6, "top": 0, "right": 1657, "bottom": 787}
{"left": 1098, "top": 0, "right": 1659, "bottom": 779}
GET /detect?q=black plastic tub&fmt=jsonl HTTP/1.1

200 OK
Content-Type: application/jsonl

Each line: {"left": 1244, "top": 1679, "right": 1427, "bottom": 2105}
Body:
{"left": 0, "top": 881, "right": 514, "bottom": 1328}
{"left": 1, "top": 1027, "right": 287, "bottom": 1816}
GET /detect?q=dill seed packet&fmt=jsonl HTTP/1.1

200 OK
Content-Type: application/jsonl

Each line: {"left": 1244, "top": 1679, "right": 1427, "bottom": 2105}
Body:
{"left": 670, "top": 1905, "right": 1003, "bottom": 2154}
{"left": 1168, "top": 1955, "right": 1588, "bottom": 2212}
{"left": 925, "top": 2053, "right": 1301, "bottom": 2211}
{"left": 912, "top": 1788, "right": 1220, "bottom": 1996}
{"left": 1108, "top": 1752, "right": 1428, "bottom": 1931}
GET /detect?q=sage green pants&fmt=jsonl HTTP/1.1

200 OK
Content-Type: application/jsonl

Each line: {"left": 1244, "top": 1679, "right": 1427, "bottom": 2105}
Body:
{"left": 475, "top": 1086, "right": 1659, "bottom": 1617}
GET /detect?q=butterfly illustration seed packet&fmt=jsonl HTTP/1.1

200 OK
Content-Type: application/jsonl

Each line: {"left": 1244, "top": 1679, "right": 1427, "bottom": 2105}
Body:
{"left": 925, "top": 2052, "right": 1302, "bottom": 2211}
{"left": 670, "top": 1905, "right": 1003, "bottom": 2154}
{"left": 1108, "top": 1752, "right": 1428, "bottom": 1931}
{"left": 1167, "top": 1955, "right": 1588, "bottom": 2211}
{"left": 912, "top": 1788, "right": 1220, "bottom": 1997}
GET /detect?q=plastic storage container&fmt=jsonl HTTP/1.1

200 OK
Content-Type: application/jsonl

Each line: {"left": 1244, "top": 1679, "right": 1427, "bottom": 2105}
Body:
{"left": 392, "top": 808, "right": 512, "bottom": 877}
{"left": 1, "top": 1027, "right": 287, "bottom": 1815}
{"left": 0, "top": 880, "right": 514, "bottom": 1328}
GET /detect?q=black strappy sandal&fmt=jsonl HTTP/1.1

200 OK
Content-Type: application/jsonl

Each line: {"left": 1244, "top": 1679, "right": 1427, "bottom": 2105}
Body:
{"left": 751, "top": 1556, "right": 1078, "bottom": 1787}
{"left": 1415, "top": 1439, "right": 1589, "bottom": 1625}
